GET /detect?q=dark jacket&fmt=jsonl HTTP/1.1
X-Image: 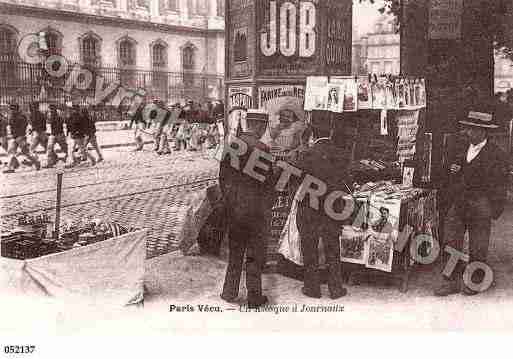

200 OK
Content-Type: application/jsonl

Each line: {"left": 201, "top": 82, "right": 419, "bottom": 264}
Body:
{"left": 219, "top": 132, "right": 276, "bottom": 221}
{"left": 29, "top": 110, "right": 46, "bottom": 133}
{"left": 8, "top": 111, "right": 28, "bottom": 138}
{"left": 48, "top": 110, "right": 65, "bottom": 135}
{"left": 294, "top": 140, "right": 354, "bottom": 223}
{"left": 66, "top": 109, "right": 85, "bottom": 138}
{"left": 444, "top": 140, "right": 509, "bottom": 220}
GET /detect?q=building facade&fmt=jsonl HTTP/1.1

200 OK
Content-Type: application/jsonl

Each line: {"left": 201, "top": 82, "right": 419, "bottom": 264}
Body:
{"left": 0, "top": 0, "right": 225, "bottom": 104}
{"left": 352, "top": 15, "right": 400, "bottom": 76}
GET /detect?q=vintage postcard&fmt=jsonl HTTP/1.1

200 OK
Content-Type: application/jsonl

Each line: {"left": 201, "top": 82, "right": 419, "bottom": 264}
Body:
{"left": 1, "top": 0, "right": 513, "bottom": 349}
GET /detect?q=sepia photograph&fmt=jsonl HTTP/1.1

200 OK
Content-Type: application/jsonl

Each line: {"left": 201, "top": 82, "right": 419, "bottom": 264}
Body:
{"left": 1, "top": 0, "right": 513, "bottom": 351}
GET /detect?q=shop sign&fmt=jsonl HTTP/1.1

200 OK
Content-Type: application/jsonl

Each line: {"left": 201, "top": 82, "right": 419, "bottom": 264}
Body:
{"left": 428, "top": 0, "right": 463, "bottom": 40}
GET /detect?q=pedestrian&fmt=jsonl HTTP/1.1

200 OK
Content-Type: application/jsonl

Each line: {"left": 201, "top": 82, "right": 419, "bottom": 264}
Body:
{"left": 3, "top": 102, "right": 40, "bottom": 173}
{"left": 44, "top": 103, "right": 68, "bottom": 168}
{"left": 65, "top": 103, "right": 95, "bottom": 168}
{"left": 219, "top": 111, "right": 275, "bottom": 309}
{"left": 0, "top": 111, "right": 9, "bottom": 167}
{"left": 83, "top": 105, "right": 104, "bottom": 162}
{"left": 129, "top": 101, "right": 147, "bottom": 152}
{"left": 28, "top": 101, "right": 48, "bottom": 156}
{"left": 152, "top": 99, "right": 172, "bottom": 155}
{"left": 293, "top": 116, "right": 351, "bottom": 299}
{"left": 435, "top": 109, "right": 509, "bottom": 296}
{"left": 174, "top": 103, "right": 190, "bottom": 151}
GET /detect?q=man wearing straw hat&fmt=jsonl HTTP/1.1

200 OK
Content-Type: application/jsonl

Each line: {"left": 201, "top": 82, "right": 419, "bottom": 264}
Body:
{"left": 435, "top": 109, "right": 509, "bottom": 297}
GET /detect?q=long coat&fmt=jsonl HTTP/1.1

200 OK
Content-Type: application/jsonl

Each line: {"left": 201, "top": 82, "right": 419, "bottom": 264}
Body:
{"left": 441, "top": 140, "right": 509, "bottom": 220}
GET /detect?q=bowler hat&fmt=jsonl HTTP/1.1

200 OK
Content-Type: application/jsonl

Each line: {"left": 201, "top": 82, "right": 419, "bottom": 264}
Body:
{"left": 459, "top": 111, "right": 499, "bottom": 129}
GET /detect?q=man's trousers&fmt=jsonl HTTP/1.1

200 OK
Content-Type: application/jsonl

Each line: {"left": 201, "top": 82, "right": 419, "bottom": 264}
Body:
{"left": 442, "top": 194, "right": 492, "bottom": 282}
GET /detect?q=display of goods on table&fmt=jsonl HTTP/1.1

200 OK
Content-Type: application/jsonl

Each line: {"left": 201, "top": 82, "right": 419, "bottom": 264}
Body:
{"left": 1, "top": 213, "right": 135, "bottom": 260}
{"left": 278, "top": 179, "right": 438, "bottom": 292}
{"left": 345, "top": 182, "right": 438, "bottom": 291}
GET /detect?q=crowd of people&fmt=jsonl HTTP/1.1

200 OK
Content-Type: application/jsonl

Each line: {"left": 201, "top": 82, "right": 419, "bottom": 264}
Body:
{"left": 0, "top": 98, "right": 225, "bottom": 174}
{"left": 0, "top": 101, "right": 104, "bottom": 173}
{"left": 127, "top": 98, "right": 225, "bottom": 154}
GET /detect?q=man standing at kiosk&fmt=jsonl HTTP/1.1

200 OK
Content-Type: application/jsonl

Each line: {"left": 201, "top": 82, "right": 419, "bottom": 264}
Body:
{"left": 435, "top": 110, "right": 509, "bottom": 296}
{"left": 219, "top": 110, "right": 276, "bottom": 309}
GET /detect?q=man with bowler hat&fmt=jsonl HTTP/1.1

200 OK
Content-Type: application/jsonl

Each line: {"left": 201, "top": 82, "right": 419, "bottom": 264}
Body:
{"left": 219, "top": 109, "right": 277, "bottom": 308}
{"left": 435, "top": 109, "right": 509, "bottom": 296}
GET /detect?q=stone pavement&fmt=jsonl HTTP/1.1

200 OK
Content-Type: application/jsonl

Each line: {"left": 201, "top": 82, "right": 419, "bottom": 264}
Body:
{"left": 0, "top": 145, "right": 219, "bottom": 258}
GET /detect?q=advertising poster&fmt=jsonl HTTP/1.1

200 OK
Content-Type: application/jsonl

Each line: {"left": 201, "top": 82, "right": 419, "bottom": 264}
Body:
{"left": 227, "top": 0, "right": 254, "bottom": 79}
{"left": 257, "top": 0, "right": 320, "bottom": 77}
{"left": 258, "top": 84, "right": 307, "bottom": 153}
{"left": 227, "top": 86, "right": 253, "bottom": 138}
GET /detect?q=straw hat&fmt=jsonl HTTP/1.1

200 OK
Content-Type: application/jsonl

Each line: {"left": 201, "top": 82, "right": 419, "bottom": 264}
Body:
{"left": 459, "top": 111, "right": 499, "bottom": 129}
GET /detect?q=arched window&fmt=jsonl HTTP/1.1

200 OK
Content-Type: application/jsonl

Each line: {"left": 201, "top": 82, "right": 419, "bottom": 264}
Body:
{"left": 118, "top": 37, "right": 137, "bottom": 87}
{"left": 183, "top": 45, "right": 194, "bottom": 71}
{"left": 151, "top": 40, "right": 168, "bottom": 101}
{"left": 0, "top": 25, "right": 17, "bottom": 61}
{"left": 0, "top": 25, "right": 18, "bottom": 89}
{"left": 182, "top": 44, "right": 195, "bottom": 86}
{"left": 119, "top": 38, "right": 136, "bottom": 67}
{"left": 80, "top": 33, "right": 101, "bottom": 67}
{"left": 217, "top": 0, "right": 225, "bottom": 16}
{"left": 45, "top": 30, "right": 62, "bottom": 56}
{"left": 152, "top": 42, "right": 167, "bottom": 68}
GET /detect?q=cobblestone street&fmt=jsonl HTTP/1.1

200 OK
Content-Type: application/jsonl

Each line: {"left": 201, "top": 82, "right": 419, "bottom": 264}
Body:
{"left": 1, "top": 144, "right": 219, "bottom": 258}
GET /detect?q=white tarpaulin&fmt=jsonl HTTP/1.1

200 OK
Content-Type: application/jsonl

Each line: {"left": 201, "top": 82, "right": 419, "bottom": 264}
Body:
{"left": 0, "top": 229, "right": 147, "bottom": 307}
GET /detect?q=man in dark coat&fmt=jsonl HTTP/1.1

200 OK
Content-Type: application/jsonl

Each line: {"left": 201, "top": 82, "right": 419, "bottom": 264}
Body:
{"left": 28, "top": 101, "right": 48, "bottom": 154}
{"left": 45, "top": 103, "right": 68, "bottom": 167}
{"left": 4, "top": 102, "right": 40, "bottom": 173}
{"left": 435, "top": 110, "right": 509, "bottom": 296}
{"left": 83, "top": 105, "right": 104, "bottom": 162}
{"left": 65, "top": 103, "right": 95, "bottom": 167}
{"left": 294, "top": 122, "right": 353, "bottom": 299}
{"left": 129, "top": 102, "right": 147, "bottom": 151}
{"left": 219, "top": 110, "right": 276, "bottom": 308}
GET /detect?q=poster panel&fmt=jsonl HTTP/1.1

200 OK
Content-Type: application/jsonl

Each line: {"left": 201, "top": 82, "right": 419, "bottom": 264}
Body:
{"left": 258, "top": 84, "right": 306, "bottom": 153}
{"left": 257, "top": 0, "right": 320, "bottom": 77}
{"left": 227, "top": 0, "right": 254, "bottom": 79}
{"left": 226, "top": 86, "right": 253, "bottom": 138}
{"left": 428, "top": 0, "right": 463, "bottom": 40}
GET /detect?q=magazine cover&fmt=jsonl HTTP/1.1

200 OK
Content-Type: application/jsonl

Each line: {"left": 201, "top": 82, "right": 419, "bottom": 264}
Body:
{"left": 339, "top": 226, "right": 368, "bottom": 265}
{"left": 371, "top": 77, "right": 386, "bottom": 109}
{"left": 357, "top": 76, "right": 372, "bottom": 109}
{"left": 326, "top": 83, "right": 345, "bottom": 113}
{"left": 365, "top": 231, "right": 394, "bottom": 273}
{"left": 331, "top": 77, "right": 358, "bottom": 112}
{"left": 304, "top": 76, "right": 329, "bottom": 111}
{"left": 385, "top": 80, "right": 397, "bottom": 110}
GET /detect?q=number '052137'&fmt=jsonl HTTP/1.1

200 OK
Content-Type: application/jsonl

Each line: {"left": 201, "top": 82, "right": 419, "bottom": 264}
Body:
{"left": 3, "top": 345, "right": 35, "bottom": 354}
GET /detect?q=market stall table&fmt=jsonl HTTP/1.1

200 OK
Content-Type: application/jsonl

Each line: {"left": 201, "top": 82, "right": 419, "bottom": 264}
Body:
{"left": 0, "top": 229, "right": 147, "bottom": 306}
